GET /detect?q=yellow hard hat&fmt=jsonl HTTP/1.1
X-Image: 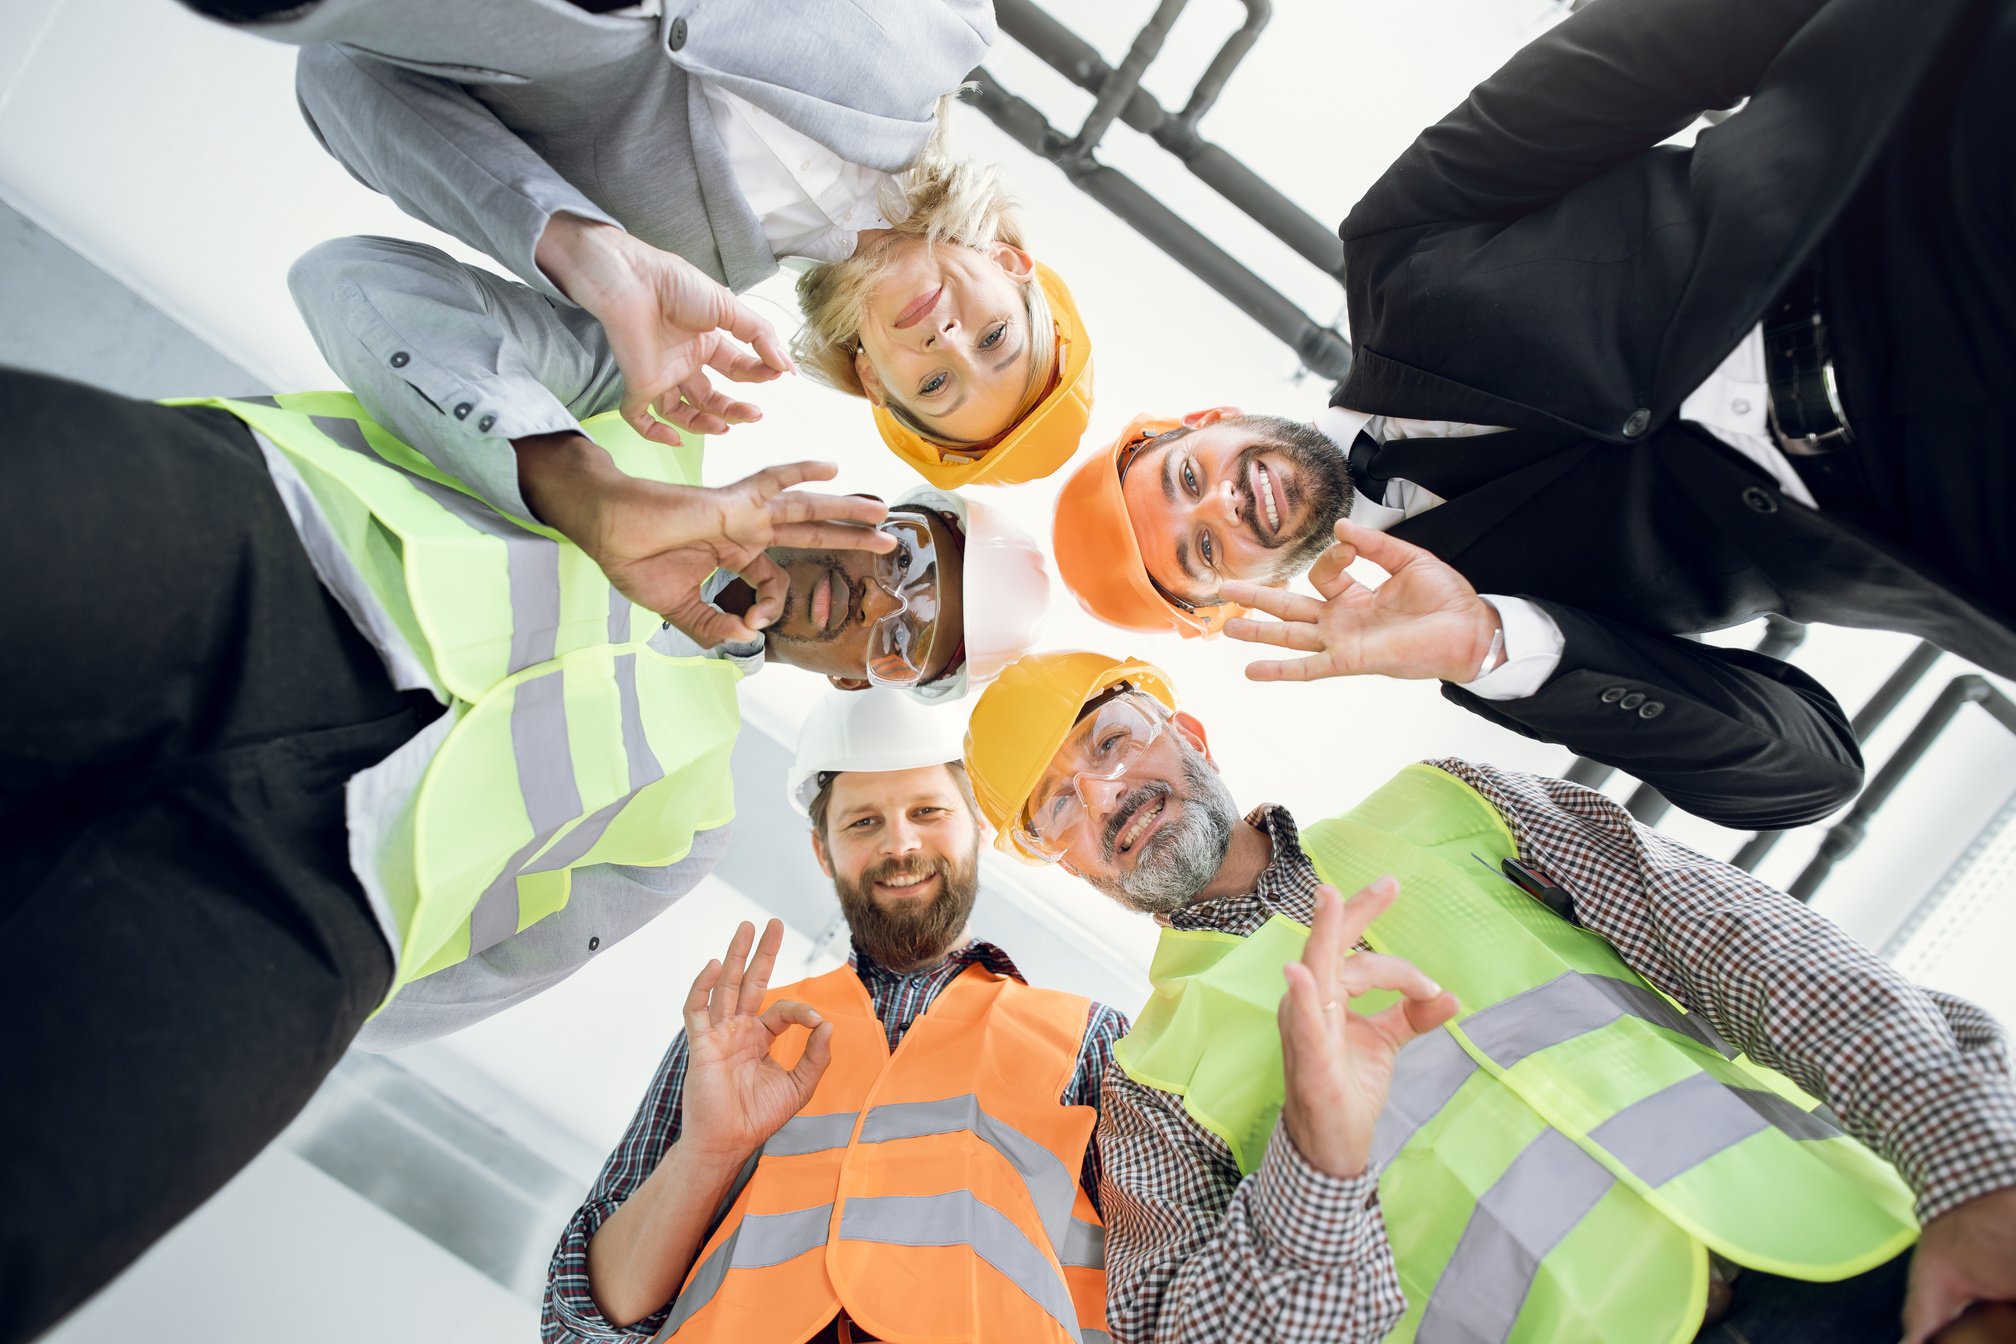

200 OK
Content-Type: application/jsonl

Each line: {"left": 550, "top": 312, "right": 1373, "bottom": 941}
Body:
{"left": 963, "top": 650, "right": 1176, "bottom": 858}
{"left": 874, "top": 261, "right": 1094, "bottom": 490}
{"left": 1052, "top": 414, "right": 1244, "bottom": 638}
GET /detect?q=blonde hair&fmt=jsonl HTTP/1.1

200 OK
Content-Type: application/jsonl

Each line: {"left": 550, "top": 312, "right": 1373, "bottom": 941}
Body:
{"left": 793, "top": 104, "right": 1057, "bottom": 450}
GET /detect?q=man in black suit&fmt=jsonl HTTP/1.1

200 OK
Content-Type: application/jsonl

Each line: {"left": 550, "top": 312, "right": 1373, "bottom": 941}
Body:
{"left": 1054, "top": 0, "right": 2015, "bottom": 831}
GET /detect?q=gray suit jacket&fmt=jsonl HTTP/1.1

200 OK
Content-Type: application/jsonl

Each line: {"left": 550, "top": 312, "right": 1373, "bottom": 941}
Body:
{"left": 240, "top": 0, "right": 995, "bottom": 297}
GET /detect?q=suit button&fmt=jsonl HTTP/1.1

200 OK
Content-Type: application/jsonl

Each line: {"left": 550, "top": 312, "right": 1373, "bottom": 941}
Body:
{"left": 478, "top": 413, "right": 496, "bottom": 432}
{"left": 668, "top": 16, "right": 688, "bottom": 49}
{"left": 1600, "top": 686, "right": 1627, "bottom": 704}
{"left": 1638, "top": 701, "right": 1665, "bottom": 719}
{"left": 588, "top": 936, "right": 601, "bottom": 953}
{"left": 1620, "top": 692, "right": 1646, "bottom": 711}
{"left": 1742, "top": 486, "right": 1778, "bottom": 514}
{"left": 454, "top": 402, "right": 473, "bottom": 420}
{"left": 389, "top": 351, "right": 410, "bottom": 368}
{"left": 1622, "top": 408, "right": 1652, "bottom": 437}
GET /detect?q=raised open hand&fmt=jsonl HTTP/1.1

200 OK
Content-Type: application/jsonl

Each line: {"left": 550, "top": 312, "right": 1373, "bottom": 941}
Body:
{"left": 587, "top": 460, "right": 894, "bottom": 648}
{"left": 1905, "top": 1185, "right": 2016, "bottom": 1344}
{"left": 518, "top": 432, "right": 895, "bottom": 647}
{"left": 678, "top": 919, "right": 835, "bottom": 1166}
{"left": 1221, "top": 518, "right": 1503, "bottom": 684}
{"left": 1278, "top": 879, "right": 1460, "bottom": 1178}
{"left": 536, "top": 215, "right": 792, "bottom": 439}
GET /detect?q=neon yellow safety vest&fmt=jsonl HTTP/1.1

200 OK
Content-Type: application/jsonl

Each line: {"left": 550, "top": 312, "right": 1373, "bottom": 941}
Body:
{"left": 1114, "top": 764, "right": 1917, "bottom": 1344}
{"left": 174, "top": 393, "right": 743, "bottom": 998}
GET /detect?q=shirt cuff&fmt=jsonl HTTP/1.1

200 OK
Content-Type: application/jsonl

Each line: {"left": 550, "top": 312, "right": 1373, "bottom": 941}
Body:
{"left": 1249, "top": 1118, "right": 1388, "bottom": 1270}
{"left": 1459, "top": 596, "right": 1566, "bottom": 701}
{"left": 1891, "top": 1071, "right": 2016, "bottom": 1225}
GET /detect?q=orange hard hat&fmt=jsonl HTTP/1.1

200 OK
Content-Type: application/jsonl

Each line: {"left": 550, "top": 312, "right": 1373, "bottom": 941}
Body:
{"left": 874, "top": 261, "right": 1093, "bottom": 490}
{"left": 1052, "top": 413, "right": 1245, "bottom": 638}
{"left": 963, "top": 650, "right": 1177, "bottom": 859}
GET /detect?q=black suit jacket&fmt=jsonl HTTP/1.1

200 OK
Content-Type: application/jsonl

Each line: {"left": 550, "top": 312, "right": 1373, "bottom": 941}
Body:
{"left": 1332, "top": 0, "right": 2010, "bottom": 830}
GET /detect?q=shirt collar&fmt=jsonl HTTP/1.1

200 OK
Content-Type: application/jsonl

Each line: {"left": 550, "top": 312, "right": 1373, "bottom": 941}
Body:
{"left": 848, "top": 937, "right": 1027, "bottom": 986}
{"left": 1165, "top": 805, "right": 1321, "bottom": 935}
{"left": 1315, "top": 404, "right": 1375, "bottom": 452}
{"left": 1315, "top": 406, "right": 1407, "bottom": 533}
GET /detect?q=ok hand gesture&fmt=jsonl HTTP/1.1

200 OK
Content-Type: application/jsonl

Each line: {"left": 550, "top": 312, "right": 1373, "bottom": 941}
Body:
{"left": 678, "top": 919, "right": 835, "bottom": 1167}
{"left": 1279, "top": 879, "right": 1460, "bottom": 1178}
{"left": 1221, "top": 519, "right": 1502, "bottom": 685}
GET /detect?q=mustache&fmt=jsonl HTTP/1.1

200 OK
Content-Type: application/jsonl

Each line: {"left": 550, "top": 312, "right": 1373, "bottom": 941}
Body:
{"left": 1232, "top": 444, "right": 1301, "bottom": 550}
{"left": 1102, "top": 780, "right": 1171, "bottom": 861}
{"left": 863, "top": 854, "right": 947, "bottom": 886}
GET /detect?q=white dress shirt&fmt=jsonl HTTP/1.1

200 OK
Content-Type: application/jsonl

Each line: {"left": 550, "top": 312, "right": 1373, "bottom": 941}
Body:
{"left": 1317, "top": 324, "right": 1814, "bottom": 699}
{"left": 608, "top": 0, "right": 909, "bottom": 266}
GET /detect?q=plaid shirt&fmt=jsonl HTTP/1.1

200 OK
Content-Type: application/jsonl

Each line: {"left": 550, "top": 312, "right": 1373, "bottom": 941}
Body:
{"left": 1098, "top": 759, "right": 2016, "bottom": 1344}
{"left": 542, "top": 938, "right": 1129, "bottom": 1343}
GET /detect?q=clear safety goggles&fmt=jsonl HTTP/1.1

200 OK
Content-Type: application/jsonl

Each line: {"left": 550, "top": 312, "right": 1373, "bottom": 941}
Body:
{"left": 864, "top": 512, "right": 953, "bottom": 689}
{"left": 1013, "top": 693, "right": 1169, "bottom": 862}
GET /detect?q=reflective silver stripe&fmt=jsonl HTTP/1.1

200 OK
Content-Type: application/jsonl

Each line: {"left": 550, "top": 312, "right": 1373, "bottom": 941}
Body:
{"left": 1416, "top": 1129, "right": 1616, "bottom": 1344}
{"left": 762, "top": 1110, "right": 862, "bottom": 1158}
{"left": 652, "top": 1203, "right": 834, "bottom": 1341}
{"left": 309, "top": 413, "right": 561, "bottom": 672}
{"left": 504, "top": 536, "right": 562, "bottom": 671}
{"left": 1371, "top": 1028, "right": 1478, "bottom": 1172}
{"left": 520, "top": 653, "right": 664, "bottom": 875}
{"left": 1589, "top": 1072, "right": 1770, "bottom": 1187}
{"left": 1062, "top": 1218, "right": 1104, "bottom": 1269}
{"left": 858, "top": 1095, "right": 1078, "bottom": 1255}
{"left": 1461, "top": 972, "right": 1735, "bottom": 1069}
{"left": 840, "top": 1191, "right": 1080, "bottom": 1338}
{"left": 1734, "top": 1085, "right": 1844, "bottom": 1143}
{"left": 1081, "top": 1332, "right": 1112, "bottom": 1344}
{"left": 468, "top": 669, "right": 582, "bottom": 955}
{"left": 607, "top": 583, "right": 636, "bottom": 644}
{"left": 614, "top": 651, "right": 663, "bottom": 793}
{"left": 234, "top": 395, "right": 281, "bottom": 408}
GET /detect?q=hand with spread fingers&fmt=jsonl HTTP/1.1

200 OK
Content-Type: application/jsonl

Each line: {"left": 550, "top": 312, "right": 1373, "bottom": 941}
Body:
{"left": 1278, "top": 878, "right": 1461, "bottom": 1179}
{"left": 1221, "top": 518, "right": 1504, "bottom": 685}
{"left": 535, "top": 214, "right": 793, "bottom": 439}
{"left": 678, "top": 919, "right": 836, "bottom": 1166}
{"left": 517, "top": 432, "right": 895, "bottom": 647}
{"left": 1905, "top": 1185, "right": 2016, "bottom": 1344}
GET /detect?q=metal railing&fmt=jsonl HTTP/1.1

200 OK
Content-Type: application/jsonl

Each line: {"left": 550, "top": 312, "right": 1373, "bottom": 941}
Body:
{"left": 967, "top": 0, "right": 1352, "bottom": 379}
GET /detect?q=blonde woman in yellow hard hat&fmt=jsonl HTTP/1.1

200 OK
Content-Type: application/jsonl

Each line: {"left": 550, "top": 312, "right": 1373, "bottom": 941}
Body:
{"left": 209, "top": 2, "right": 1091, "bottom": 488}
{"left": 793, "top": 145, "right": 1096, "bottom": 491}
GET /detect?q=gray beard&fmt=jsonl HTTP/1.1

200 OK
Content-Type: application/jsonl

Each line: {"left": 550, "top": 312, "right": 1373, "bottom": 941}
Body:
{"left": 1090, "top": 751, "right": 1238, "bottom": 915}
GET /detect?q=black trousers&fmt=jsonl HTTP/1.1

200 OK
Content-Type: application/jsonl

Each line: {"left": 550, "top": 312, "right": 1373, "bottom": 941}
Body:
{"left": 1811, "top": 0, "right": 2016, "bottom": 620}
{"left": 0, "top": 369, "right": 434, "bottom": 1342}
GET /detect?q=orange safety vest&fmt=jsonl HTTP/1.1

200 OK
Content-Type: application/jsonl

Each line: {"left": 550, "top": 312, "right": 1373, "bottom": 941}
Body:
{"left": 656, "top": 962, "right": 1110, "bottom": 1344}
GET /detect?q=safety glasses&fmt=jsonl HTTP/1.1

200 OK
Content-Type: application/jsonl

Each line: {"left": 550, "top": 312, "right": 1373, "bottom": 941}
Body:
{"left": 1012, "top": 694, "right": 1169, "bottom": 862}
{"left": 863, "top": 513, "right": 945, "bottom": 689}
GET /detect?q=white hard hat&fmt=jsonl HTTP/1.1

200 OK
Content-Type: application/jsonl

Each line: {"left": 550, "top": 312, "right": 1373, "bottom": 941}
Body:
{"left": 897, "top": 487, "right": 1050, "bottom": 704}
{"left": 787, "top": 688, "right": 973, "bottom": 817}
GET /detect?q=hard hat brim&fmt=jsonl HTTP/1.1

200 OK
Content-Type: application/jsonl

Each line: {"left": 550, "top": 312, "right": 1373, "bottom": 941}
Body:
{"left": 874, "top": 262, "right": 1094, "bottom": 489}
{"left": 1053, "top": 414, "right": 1246, "bottom": 639}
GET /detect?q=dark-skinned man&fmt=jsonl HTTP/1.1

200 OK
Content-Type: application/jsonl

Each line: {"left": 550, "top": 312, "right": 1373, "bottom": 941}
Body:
{"left": 962, "top": 650, "right": 2016, "bottom": 1344}
{"left": 0, "top": 334, "right": 1046, "bottom": 1342}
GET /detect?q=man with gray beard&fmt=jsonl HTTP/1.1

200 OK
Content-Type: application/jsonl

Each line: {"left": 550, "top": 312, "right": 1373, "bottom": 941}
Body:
{"left": 542, "top": 691, "right": 1127, "bottom": 1343}
{"left": 961, "top": 651, "right": 2016, "bottom": 1344}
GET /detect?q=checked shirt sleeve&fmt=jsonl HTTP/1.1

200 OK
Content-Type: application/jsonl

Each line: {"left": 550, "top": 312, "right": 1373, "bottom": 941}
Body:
{"left": 542, "top": 1032, "right": 694, "bottom": 1344}
{"left": 1097, "top": 1067, "right": 1403, "bottom": 1343}
{"left": 1439, "top": 758, "right": 2016, "bottom": 1225}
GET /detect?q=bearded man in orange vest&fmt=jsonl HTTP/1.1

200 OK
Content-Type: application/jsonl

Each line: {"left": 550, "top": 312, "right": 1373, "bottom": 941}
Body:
{"left": 540, "top": 690, "right": 1126, "bottom": 1344}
